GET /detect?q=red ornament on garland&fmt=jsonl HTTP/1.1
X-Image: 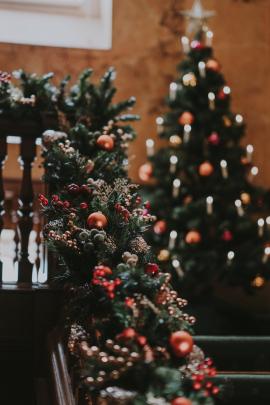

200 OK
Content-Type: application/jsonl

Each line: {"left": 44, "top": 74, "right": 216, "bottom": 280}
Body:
{"left": 198, "top": 161, "right": 214, "bottom": 177}
{"left": 178, "top": 111, "right": 194, "bottom": 126}
{"left": 119, "top": 328, "right": 137, "bottom": 339}
{"left": 154, "top": 220, "right": 167, "bottom": 235}
{"left": 96, "top": 134, "right": 114, "bottom": 151}
{"left": 221, "top": 230, "right": 233, "bottom": 242}
{"left": 208, "top": 132, "right": 220, "bottom": 146}
{"left": 80, "top": 202, "right": 88, "bottom": 209}
{"left": 185, "top": 230, "right": 201, "bottom": 244}
{"left": 145, "top": 263, "right": 159, "bottom": 276}
{"left": 169, "top": 331, "right": 193, "bottom": 357}
{"left": 87, "top": 211, "right": 108, "bottom": 229}
{"left": 171, "top": 398, "right": 192, "bottom": 405}
{"left": 206, "top": 59, "right": 220, "bottom": 72}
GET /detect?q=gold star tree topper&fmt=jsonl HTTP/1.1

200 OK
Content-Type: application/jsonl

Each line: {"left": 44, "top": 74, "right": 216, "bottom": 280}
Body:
{"left": 181, "top": 0, "right": 215, "bottom": 35}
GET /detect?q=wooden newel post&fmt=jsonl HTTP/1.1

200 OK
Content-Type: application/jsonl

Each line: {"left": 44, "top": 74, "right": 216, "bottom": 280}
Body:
{"left": 0, "top": 135, "right": 7, "bottom": 283}
{"left": 17, "top": 135, "right": 36, "bottom": 283}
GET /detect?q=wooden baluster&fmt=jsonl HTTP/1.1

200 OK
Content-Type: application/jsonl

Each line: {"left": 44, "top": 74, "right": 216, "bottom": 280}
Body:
{"left": 0, "top": 136, "right": 7, "bottom": 283}
{"left": 17, "top": 135, "right": 36, "bottom": 284}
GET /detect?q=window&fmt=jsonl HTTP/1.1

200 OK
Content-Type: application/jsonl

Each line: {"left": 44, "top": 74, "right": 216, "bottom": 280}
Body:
{"left": 0, "top": 0, "right": 112, "bottom": 49}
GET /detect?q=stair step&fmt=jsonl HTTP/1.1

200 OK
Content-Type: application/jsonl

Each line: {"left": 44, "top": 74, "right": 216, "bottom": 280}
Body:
{"left": 216, "top": 372, "right": 270, "bottom": 405}
{"left": 195, "top": 336, "right": 270, "bottom": 371}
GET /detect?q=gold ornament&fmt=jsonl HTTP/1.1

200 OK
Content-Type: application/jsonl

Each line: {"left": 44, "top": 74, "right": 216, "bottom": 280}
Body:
{"left": 182, "top": 73, "right": 197, "bottom": 87}
{"left": 251, "top": 275, "right": 265, "bottom": 288}
{"left": 223, "top": 116, "right": 232, "bottom": 127}
{"left": 169, "top": 135, "right": 182, "bottom": 147}
{"left": 241, "top": 192, "right": 251, "bottom": 205}
{"left": 158, "top": 249, "right": 170, "bottom": 261}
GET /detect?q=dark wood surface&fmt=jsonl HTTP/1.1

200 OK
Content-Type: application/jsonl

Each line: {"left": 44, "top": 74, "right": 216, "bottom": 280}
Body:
{"left": 0, "top": 284, "right": 62, "bottom": 405}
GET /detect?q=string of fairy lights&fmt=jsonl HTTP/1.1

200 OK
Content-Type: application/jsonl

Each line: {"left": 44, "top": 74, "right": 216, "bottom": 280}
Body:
{"left": 141, "top": 19, "right": 270, "bottom": 288}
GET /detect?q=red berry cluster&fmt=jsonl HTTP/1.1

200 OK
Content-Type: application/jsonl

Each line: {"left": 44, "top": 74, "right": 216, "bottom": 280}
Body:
{"left": 91, "top": 265, "right": 122, "bottom": 300}
{"left": 116, "top": 327, "right": 147, "bottom": 347}
{"left": 67, "top": 183, "right": 92, "bottom": 196}
{"left": 51, "top": 194, "right": 70, "bottom": 209}
{"left": 0, "top": 71, "right": 11, "bottom": 84}
{"left": 191, "top": 357, "right": 219, "bottom": 397}
{"left": 38, "top": 193, "right": 48, "bottom": 206}
{"left": 115, "top": 203, "right": 130, "bottom": 222}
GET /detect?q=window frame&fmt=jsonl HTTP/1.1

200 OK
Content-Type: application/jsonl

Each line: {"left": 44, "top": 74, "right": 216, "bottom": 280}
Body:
{"left": 0, "top": 0, "right": 112, "bottom": 49}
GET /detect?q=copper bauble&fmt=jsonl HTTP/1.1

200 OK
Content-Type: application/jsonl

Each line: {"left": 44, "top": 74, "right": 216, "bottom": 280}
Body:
{"left": 87, "top": 211, "right": 108, "bottom": 229}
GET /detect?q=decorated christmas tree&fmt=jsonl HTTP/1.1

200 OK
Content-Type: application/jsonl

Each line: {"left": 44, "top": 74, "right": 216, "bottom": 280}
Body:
{"left": 140, "top": 0, "right": 270, "bottom": 295}
{"left": 40, "top": 69, "right": 219, "bottom": 404}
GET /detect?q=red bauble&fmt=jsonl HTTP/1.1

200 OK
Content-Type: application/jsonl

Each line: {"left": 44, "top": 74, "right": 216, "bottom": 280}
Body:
{"left": 171, "top": 398, "right": 192, "bottom": 405}
{"left": 80, "top": 202, "right": 88, "bottom": 209}
{"left": 169, "top": 331, "right": 193, "bottom": 357}
{"left": 206, "top": 59, "right": 220, "bottom": 72}
{"left": 87, "top": 211, "right": 108, "bottom": 229}
{"left": 145, "top": 263, "right": 159, "bottom": 276}
{"left": 217, "top": 89, "right": 227, "bottom": 100}
{"left": 178, "top": 111, "right": 194, "bottom": 126}
{"left": 185, "top": 230, "right": 201, "bottom": 244}
{"left": 198, "top": 161, "right": 214, "bottom": 176}
{"left": 221, "top": 230, "right": 233, "bottom": 242}
{"left": 208, "top": 132, "right": 220, "bottom": 146}
{"left": 154, "top": 220, "right": 167, "bottom": 235}
{"left": 139, "top": 163, "right": 153, "bottom": 182}
{"left": 191, "top": 40, "right": 203, "bottom": 50}
{"left": 96, "top": 134, "right": 114, "bottom": 151}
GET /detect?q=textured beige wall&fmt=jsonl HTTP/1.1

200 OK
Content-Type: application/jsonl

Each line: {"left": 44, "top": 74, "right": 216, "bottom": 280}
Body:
{"left": 1, "top": 0, "right": 270, "bottom": 188}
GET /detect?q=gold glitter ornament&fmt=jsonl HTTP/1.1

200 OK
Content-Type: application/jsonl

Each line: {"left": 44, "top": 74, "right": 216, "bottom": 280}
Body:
{"left": 251, "top": 276, "right": 265, "bottom": 288}
{"left": 182, "top": 72, "right": 197, "bottom": 87}
{"left": 223, "top": 115, "right": 232, "bottom": 127}
{"left": 158, "top": 249, "right": 170, "bottom": 261}
{"left": 169, "top": 134, "right": 182, "bottom": 147}
{"left": 241, "top": 192, "right": 251, "bottom": 205}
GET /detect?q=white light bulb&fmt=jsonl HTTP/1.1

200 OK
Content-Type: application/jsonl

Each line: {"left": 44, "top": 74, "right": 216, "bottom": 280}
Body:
{"left": 198, "top": 61, "right": 206, "bottom": 78}
{"left": 172, "top": 179, "right": 181, "bottom": 198}
{"left": 170, "top": 155, "right": 178, "bottom": 174}
{"left": 181, "top": 36, "right": 190, "bottom": 53}
{"left": 206, "top": 30, "right": 213, "bottom": 46}
{"left": 156, "top": 116, "right": 164, "bottom": 134}
{"left": 168, "top": 230, "right": 178, "bottom": 250}
{"left": 208, "top": 92, "right": 215, "bottom": 110}
{"left": 223, "top": 86, "right": 231, "bottom": 95}
{"left": 169, "top": 82, "right": 178, "bottom": 101}
{"left": 235, "top": 114, "right": 243, "bottom": 124}
{"left": 220, "top": 160, "right": 228, "bottom": 179}
{"left": 206, "top": 196, "right": 214, "bottom": 215}
{"left": 146, "top": 138, "right": 155, "bottom": 157}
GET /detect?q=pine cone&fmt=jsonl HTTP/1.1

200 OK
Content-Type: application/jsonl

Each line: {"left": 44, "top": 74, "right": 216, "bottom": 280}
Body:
{"left": 104, "top": 235, "right": 117, "bottom": 254}
{"left": 129, "top": 236, "right": 149, "bottom": 255}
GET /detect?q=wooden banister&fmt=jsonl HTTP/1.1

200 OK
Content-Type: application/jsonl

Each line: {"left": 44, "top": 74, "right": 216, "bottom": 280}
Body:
{"left": 0, "top": 116, "right": 59, "bottom": 286}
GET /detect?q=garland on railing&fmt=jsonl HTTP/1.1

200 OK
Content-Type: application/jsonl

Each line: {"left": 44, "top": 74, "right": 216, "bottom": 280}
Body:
{"left": 0, "top": 68, "right": 138, "bottom": 133}
{"left": 40, "top": 71, "right": 220, "bottom": 404}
